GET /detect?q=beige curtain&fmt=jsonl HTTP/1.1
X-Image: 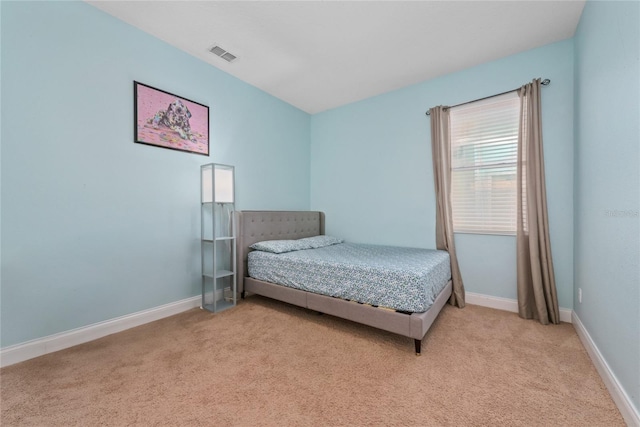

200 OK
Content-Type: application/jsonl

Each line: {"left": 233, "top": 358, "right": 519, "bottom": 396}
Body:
{"left": 430, "top": 106, "right": 465, "bottom": 308}
{"left": 516, "top": 79, "right": 560, "bottom": 324}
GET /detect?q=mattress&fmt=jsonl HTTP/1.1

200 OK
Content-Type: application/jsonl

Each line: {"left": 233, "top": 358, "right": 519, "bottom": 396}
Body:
{"left": 247, "top": 243, "right": 451, "bottom": 313}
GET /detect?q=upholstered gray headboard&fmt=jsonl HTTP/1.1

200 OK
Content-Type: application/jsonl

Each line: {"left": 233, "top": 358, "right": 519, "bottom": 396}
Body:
{"left": 234, "top": 211, "right": 325, "bottom": 293}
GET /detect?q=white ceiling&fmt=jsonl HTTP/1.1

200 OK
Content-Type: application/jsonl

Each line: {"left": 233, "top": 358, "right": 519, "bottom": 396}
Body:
{"left": 87, "top": 1, "right": 585, "bottom": 114}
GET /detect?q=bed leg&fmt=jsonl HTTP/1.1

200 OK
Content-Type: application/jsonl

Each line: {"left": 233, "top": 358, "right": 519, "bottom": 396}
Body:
{"left": 414, "top": 339, "right": 422, "bottom": 356}
{"left": 241, "top": 291, "right": 246, "bottom": 300}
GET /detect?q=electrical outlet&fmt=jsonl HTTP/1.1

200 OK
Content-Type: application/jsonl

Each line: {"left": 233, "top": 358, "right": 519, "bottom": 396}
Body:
{"left": 578, "top": 288, "right": 582, "bottom": 303}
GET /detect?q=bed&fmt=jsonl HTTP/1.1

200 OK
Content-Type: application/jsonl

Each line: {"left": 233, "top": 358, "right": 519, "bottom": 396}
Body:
{"left": 235, "top": 210, "right": 453, "bottom": 355}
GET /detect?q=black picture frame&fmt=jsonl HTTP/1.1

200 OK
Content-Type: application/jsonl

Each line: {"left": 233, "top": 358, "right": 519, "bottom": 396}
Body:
{"left": 134, "top": 81, "right": 210, "bottom": 156}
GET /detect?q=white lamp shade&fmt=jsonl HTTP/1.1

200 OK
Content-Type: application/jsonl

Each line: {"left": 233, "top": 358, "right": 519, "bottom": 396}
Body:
{"left": 202, "top": 166, "right": 213, "bottom": 203}
{"left": 214, "top": 168, "right": 234, "bottom": 203}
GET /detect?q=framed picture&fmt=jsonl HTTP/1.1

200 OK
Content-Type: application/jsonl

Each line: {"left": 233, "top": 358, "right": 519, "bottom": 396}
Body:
{"left": 134, "top": 81, "right": 209, "bottom": 156}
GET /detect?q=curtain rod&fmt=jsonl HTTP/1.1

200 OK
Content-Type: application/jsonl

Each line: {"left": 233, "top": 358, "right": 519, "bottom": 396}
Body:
{"left": 425, "top": 78, "right": 550, "bottom": 115}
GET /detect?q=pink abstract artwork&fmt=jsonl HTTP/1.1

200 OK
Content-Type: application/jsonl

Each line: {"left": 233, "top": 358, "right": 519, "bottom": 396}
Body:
{"left": 134, "top": 82, "right": 209, "bottom": 156}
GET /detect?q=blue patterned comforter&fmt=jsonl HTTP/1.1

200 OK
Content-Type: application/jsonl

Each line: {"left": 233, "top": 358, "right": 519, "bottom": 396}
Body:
{"left": 248, "top": 243, "right": 451, "bottom": 313}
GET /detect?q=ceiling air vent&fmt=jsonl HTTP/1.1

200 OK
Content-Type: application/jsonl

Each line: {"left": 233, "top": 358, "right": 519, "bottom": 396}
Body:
{"left": 209, "top": 45, "right": 237, "bottom": 63}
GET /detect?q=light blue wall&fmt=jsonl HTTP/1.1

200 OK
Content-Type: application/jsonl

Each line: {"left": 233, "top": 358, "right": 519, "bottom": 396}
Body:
{"left": 574, "top": 0, "right": 639, "bottom": 413}
{"left": 0, "top": 1, "right": 310, "bottom": 347}
{"left": 311, "top": 40, "right": 575, "bottom": 309}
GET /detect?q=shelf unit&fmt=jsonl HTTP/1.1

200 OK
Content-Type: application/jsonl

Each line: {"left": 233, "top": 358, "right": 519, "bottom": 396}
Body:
{"left": 200, "top": 163, "right": 236, "bottom": 313}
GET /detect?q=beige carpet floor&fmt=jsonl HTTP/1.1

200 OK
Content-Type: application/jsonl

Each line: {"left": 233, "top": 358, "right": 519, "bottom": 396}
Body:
{"left": 1, "top": 296, "right": 624, "bottom": 426}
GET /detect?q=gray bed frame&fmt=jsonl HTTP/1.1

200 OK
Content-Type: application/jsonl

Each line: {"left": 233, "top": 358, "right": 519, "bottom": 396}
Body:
{"left": 235, "top": 210, "right": 452, "bottom": 355}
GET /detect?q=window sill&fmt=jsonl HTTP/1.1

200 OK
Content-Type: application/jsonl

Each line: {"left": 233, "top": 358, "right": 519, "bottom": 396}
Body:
{"left": 453, "top": 231, "right": 516, "bottom": 237}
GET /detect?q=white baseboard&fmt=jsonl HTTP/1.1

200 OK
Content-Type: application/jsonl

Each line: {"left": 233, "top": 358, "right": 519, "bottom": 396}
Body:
{"left": 465, "top": 291, "right": 572, "bottom": 323}
{"left": 572, "top": 312, "right": 640, "bottom": 426}
{"left": 0, "top": 295, "right": 201, "bottom": 368}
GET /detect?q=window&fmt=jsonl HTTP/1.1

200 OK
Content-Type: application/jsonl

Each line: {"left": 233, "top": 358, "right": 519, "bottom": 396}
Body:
{"left": 450, "top": 92, "right": 520, "bottom": 235}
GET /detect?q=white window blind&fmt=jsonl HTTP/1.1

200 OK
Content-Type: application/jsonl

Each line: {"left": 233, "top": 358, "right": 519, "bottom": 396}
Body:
{"left": 450, "top": 92, "right": 520, "bottom": 235}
